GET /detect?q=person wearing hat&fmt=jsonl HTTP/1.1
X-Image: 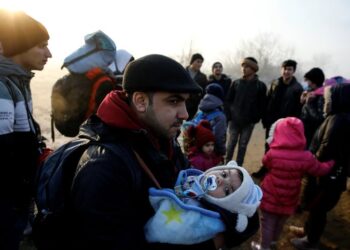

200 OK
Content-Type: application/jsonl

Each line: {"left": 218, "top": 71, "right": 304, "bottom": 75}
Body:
{"left": 0, "top": 9, "right": 51, "bottom": 250}
{"left": 187, "top": 120, "right": 223, "bottom": 171}
{"left": 186, "top": 53, "right": 208, "bottom": 120}
{"left": 144, "top": 160, "right": 262, "bottom": 247}
{"left": 254, "top": 59, "right": 303, "bottom": 179}
{"left": 57, "top": 54, "right": 259, "bottom": 250}
{"left": 226, "top": 57, "right": 267, "bottom": 166}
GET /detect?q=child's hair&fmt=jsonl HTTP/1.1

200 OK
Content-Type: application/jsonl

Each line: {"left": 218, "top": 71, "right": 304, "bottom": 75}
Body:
{"left": 184, "top": 120, "right": 215, "bottom": 153}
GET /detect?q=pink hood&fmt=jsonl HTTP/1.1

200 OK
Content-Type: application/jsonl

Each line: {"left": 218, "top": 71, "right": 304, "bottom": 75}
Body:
{"left": 268, "top": 117, "right": 306, "bottom": 151}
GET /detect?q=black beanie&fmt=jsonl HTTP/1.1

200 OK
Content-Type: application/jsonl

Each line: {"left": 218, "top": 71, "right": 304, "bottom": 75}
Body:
{"left": 0, "top": 9, "right": 49, "bottom": 57}
{"left": 304, "top": 68, "right": 325, "bottom": 87}
{"left": 123, "top": 54, "right": 202, "bottom": 94}
{"left": 205, "top": 83, "right": 224, "bottom": 101}
{"left": 190, "top": 53, "right": 204, "bottom": 65}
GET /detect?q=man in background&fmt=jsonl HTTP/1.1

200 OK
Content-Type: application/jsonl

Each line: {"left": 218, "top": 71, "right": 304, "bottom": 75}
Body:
{"left": 225, "top": 57, "right": 266, "bottom": 166}
{"left": 186, "top": 53, "right": 208, "bottom": 119}
{"left": 253, "top": 59, "right": 303, "bottom": 178}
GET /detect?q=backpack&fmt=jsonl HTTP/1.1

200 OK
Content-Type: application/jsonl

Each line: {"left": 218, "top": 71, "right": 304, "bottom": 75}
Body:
{"left": 50, "top": 30, "right": 119, "bottom": 140}
{"left": 51, "top": 67, "right": 119, "bottom": 139}
{"left": 33, "top": 137, "right": 130, "bottom": 248}
{"left": 62, "top": 30, "right": 117, "bottom": 74}
{"left": 181, "top": 109, "right": 222, "bottom": 154}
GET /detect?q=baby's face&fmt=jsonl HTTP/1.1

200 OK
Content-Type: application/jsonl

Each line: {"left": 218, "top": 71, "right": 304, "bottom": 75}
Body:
{"left": 206, "top": 168, "right": 242, "bottom": 198}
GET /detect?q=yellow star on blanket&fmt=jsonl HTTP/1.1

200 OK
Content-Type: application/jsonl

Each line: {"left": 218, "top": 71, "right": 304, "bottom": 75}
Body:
{"left": 162, "top": 204, "right": 182, "bottom": 224}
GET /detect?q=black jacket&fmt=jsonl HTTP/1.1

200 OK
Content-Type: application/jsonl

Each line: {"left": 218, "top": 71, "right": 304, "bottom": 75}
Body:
{"left": 67, "top": 91, "right": 258, "bottom": 250}
{"left": 263, "top": 77, "right": 303, "bottom": 128}
{"left": 300, "top": 94, "right": 325, "bottom": 147}
{"left": 185, "top": 66, "right": 207, "bottom": 120}
{"left": 208, "top": 73, "right": 232, "bottom": 95}
{"left": 309, "top": 84, "right": 350, "bottom": 191}
{"left": 226, "top": 76, "right": 267, "bottom": 127}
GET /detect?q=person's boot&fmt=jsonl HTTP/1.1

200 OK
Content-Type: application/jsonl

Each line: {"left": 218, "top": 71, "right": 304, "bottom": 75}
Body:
{"left": 252, "top": 166, "right": 268, "bottom": 179}
{"left": 290, "top": 236, "right": 319, "bottom": 250}
{"left": 251, "top": 241, "right": 271, "bottom": 250}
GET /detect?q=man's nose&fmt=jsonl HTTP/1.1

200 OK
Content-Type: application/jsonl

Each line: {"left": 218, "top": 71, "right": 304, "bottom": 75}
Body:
{"left": 178, "top": 104, "right": 189, "bottom": 120}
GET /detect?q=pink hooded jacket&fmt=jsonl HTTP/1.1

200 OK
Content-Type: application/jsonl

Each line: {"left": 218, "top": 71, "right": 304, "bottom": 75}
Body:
{"left": 260, "top": 117, "right": 334, "bottom": 215}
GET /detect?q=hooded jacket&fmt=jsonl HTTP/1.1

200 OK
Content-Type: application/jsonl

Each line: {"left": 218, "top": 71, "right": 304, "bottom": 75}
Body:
{"left": 260, "top": 117, "right": 333, "bottom": 215}
{"left": 198, "top": 93, "right": 227, "bottom": 155}
{"left": 309, "top": 84, "right": 350, "bottom": 191}
{"left": 0, "top": 55, "right": 39, "bottom": 208}
{"left": 69, "top": 91, "right": 219, "bottom": 250}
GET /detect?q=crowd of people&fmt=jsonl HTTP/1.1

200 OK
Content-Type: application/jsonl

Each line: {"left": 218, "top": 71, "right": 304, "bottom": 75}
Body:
{"left": 1, "top": 8, "right": 350, "bottom": 250}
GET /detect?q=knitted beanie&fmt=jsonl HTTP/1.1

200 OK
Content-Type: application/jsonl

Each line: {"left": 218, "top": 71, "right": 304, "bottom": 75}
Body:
{"left": 304, "top": 67, "right": 325, "bottom": 87}
{"left": 0, "top": 9, "right": 49, "bottom": 57}
{"left": 203, "top": 161, "right": 262, "bottom": 216}
{"left": 190, "top": 53, "right": 204, "bottom": 65}
{"left": 241, "top": 57, "right": 259, "bottom": 72}
{"left": 195, "top": 120, "right": 216, "bottom": 149}
{"left": 123, "top": 54, "right": 202, "bottom": 94}
{"left": 205, "top": 83, "right": 224, "bottom": 102}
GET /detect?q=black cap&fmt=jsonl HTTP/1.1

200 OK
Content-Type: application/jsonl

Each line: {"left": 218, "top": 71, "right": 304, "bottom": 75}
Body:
{"left": 123, "top": 54, "right": 202, "bottom": 94}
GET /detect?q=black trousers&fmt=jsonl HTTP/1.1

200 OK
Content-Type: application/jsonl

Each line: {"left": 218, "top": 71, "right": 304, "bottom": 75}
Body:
{"left": 304, "top": 179, "right": 343, "bottom": 244}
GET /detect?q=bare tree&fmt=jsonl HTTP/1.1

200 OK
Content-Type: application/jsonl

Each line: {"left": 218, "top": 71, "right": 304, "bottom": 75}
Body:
{"left": 224, "top": 33, "right": 295, "bottom": 83}
{"left": 175, "top": 40, "right": 196, "bottom": 67}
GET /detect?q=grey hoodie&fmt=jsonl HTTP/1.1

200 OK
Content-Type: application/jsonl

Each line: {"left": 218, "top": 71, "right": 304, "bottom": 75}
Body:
{"left": 0, "top": 55, "right": 39, "bottom": 208}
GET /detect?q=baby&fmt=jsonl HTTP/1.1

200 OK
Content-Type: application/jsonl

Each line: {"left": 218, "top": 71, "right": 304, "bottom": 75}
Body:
{"left": 145, "top": 161, "right": 262, "bottom": 245}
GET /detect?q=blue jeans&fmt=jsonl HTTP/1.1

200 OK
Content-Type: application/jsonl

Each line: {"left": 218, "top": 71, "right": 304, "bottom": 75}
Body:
{"left": 225, "top": 122, "right": 255, "bottom": 166}
{"left": 0, "top": 200, "right": 28, "bottom": 250}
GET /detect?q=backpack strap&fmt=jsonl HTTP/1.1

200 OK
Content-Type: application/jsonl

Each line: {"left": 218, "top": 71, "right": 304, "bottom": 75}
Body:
{"left": 99, "top": 142, "right": 162, "bottom": 189}
{"left": 85, "top": 70, "right": 114, "bottom": 120}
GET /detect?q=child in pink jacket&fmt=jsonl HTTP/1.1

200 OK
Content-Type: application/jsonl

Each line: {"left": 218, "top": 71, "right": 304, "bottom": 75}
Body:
{"left": 187, "top": 120, "right": 222, "bottom": 171}
{"left": 251, "top": 117, "right": 334, "bottom": 250}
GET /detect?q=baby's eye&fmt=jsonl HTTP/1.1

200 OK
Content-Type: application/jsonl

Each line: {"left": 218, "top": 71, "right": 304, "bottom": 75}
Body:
{"left": 221, "top": 171, "right": 227, "bottom": 178}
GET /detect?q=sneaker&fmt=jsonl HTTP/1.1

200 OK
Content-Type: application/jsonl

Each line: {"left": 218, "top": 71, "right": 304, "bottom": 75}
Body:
{"left": 289, "top": 225, "right": 306, "bottom": 237}
{"left": 251, "top": 241, "right": 271, "bottom": 250}
{"left": 290, "top": 236, "right": 319, "bottom": 250}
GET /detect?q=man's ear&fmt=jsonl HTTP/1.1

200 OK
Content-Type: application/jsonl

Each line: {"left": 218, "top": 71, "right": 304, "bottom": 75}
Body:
{"left": 132, "top": 92, "right": 149, "bottom": 112}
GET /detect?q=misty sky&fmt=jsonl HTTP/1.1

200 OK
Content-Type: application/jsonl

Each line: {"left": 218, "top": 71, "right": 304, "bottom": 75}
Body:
{"left": 2, "top": 0, "right": 350, "bottom": 77}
